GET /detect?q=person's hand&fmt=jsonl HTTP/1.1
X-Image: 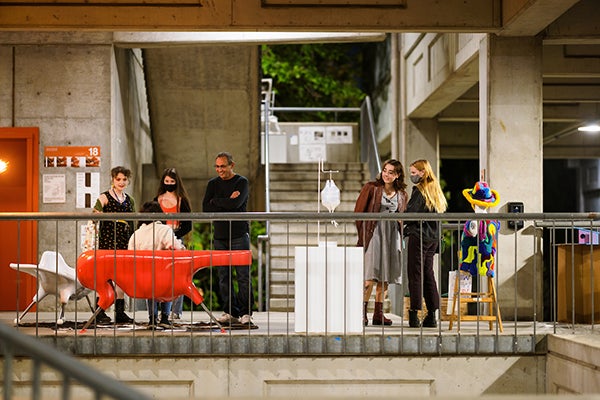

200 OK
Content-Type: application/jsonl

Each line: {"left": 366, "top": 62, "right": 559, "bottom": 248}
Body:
{"left": 230, "top": 191, "right": 240, "bottom": 199}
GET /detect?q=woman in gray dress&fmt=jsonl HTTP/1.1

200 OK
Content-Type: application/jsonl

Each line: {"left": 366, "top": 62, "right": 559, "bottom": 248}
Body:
{"left": 354, "top": 159, "right": 408, "bottom": 326}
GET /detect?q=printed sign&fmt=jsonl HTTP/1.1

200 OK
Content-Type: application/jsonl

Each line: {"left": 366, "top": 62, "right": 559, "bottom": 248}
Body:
{"left": 44, "top": 146, "right": 101, "bottom": 168}
{"left": 42, "top": 174, "right": 66, "bottom": 203}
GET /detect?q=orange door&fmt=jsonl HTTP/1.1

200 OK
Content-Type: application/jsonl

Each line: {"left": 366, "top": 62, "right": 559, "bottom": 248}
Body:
{"left": 0, "top": 127, "right": 38, "bottom": 311}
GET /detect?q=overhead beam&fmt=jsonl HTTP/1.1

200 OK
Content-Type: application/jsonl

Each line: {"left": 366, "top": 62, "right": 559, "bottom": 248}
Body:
{"left": 0, "top": 0, "right": 502, "bottom": 32}
{"left": 499, "top": 0, "right": 581, "bottom": 36}
{"left": 543, "top": 0, "right": 600, "bottom": 45}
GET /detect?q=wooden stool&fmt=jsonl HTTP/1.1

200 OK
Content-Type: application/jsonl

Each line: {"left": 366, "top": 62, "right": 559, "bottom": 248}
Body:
{"left": 448, "top": 271, "right": 503, "bottom": 332}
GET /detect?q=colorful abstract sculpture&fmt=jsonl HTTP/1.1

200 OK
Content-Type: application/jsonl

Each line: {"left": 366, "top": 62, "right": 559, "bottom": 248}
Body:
{"left": 459, "top": 181, "right": 500, "bottom": 277}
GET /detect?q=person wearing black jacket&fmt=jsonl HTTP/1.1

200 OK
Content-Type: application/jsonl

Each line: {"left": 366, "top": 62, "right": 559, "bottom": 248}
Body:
{"left": 405, "top": 159, "right": 447, "bottom": 328}
{"left": 202, "top": 152, "right": 255, "bottom": 328}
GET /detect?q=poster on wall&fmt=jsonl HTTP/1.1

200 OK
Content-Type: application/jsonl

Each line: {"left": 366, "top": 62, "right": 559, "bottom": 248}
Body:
{"left": 76, "top": 172, "right": 100, "bottom": 209}
{"left": 44, "top": 146, "right": 101, "bottom": 168}
{"left": 298, "top": 126, "right": 327, "bottom": 162}
{"left": 42, "top": 174, "right": 66, "bottom": 203}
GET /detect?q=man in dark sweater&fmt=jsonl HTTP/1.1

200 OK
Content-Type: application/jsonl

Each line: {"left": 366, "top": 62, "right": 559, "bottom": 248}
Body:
{"left": 202, "top": 151, "right": 255, "bottom": 327}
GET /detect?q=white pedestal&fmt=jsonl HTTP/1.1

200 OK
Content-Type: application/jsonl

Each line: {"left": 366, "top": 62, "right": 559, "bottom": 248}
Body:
{"left": 294, "top": 244, "right": 363, "bottom": 333}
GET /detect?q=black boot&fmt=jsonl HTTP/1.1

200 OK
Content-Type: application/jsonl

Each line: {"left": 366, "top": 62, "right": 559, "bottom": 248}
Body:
{"left": 408, "top": 310, "right": 421, "bottom": 328}
{"left": 422, "top": 310, "right": 437, "bottom": 328}
{"left": 363, "top": 301, "right": 369, "bottom": 326}
{"left": 372, "top": 301, "right": 392, "bottom": 326}
{"left": 95, "top": 297, "right": 111, "bottom": 324}
{"left": 115, "top": 299, "right": 134, "bottom": 324}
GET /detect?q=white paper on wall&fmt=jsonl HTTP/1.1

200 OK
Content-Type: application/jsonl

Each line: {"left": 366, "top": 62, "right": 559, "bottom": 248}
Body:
{"left": 76, "top": 172, "right": 100, "bottom": 209}
{"left": 42, "top": 174, "right": 66, "bottom": 203}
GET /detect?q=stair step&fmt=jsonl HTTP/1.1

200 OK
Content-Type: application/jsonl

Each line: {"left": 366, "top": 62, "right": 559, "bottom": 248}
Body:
{"left": 269, "top": 170, "right": 366, "bottom": 182}
{"left": 269, "top": 202, "right": 356, "bottom": 212}
{"left": 268, "top": 246, "right": 361, "bottom": 258}
{"left": 270, "top": 222, "right": 356, "bottom": 234}
{"left": 271, "top": 181, "right": 364, "bottom": 192}
{"left": 270, "top": 191, "right": 360, "bottom": 202}
{"left": 269, "top": 235, "right": 357, "bottom": 246}
{"left": 270, "top": 271, "right": 295, "bottom": 283}
{"left": 269, "top": 162, "right": 368, "bottom": 172}
{"left": 269, "top": 284, "right": 296, "bottom": 296}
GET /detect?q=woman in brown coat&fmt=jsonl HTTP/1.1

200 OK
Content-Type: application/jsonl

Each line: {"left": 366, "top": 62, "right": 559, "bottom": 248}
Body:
{"left": 355, "top": 159, "right": 408, "bottom": 326}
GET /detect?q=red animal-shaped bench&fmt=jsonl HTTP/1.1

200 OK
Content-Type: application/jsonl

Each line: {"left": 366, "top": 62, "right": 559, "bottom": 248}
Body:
{"left": 76, "top": 249, "right": 252, "bottom": 329}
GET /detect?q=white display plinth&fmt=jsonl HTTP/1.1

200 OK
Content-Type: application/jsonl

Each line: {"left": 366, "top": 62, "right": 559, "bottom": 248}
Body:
{"left": 294, "top": 243, "right": 363, "bottom": 333}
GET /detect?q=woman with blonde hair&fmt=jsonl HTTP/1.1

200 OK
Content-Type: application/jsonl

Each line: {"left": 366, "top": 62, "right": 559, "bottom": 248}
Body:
{"left": 404, "top": 159, "right": 447, "bottom": 328}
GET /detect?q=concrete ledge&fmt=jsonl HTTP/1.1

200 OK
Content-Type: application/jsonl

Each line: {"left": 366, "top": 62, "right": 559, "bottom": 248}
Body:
{"left": 25, "top": 333, "right": 547, "bottom": 357}
{"left": 546, "top": 334, "right": 600, "bottom": 394}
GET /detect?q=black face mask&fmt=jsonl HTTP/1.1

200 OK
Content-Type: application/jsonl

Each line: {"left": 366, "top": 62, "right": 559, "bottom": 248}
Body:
{"left": 164, "top": 183, "right": 177, "bottom": 192}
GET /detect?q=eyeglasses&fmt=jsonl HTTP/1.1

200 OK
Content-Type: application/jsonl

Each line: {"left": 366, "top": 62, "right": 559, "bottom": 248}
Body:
{"left": 214, "top": 164, "right": 229, "bottom": 169}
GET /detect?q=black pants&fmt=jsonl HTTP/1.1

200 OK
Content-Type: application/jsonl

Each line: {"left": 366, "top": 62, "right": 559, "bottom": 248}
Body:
{"left": 407, "top": 235, "right": 440, "bottom": 312}
{"left": 214, "top": 233, "right": 252, "bottom": 318}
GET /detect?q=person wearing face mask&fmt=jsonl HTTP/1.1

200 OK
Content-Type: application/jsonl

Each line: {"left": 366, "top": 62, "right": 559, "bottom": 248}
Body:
{"left": 154, "top": 167, "right": 192, "bottom": 320}
{"left": 404, "top": 159, "right": 447, "bottom": 328}
{"left": 355, "top": 159, "right": 408, "bottom": 326}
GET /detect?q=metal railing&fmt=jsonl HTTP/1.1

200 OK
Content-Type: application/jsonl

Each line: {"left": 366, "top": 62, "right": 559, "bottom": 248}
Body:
{"left": 1, "top": 211, "right": 599, "bottom": 359}
{"left": 359, "top": 96, "right": 381, "bottom": 179}
{"left": 0, "top": 319, "right": 150, "bottom": 400}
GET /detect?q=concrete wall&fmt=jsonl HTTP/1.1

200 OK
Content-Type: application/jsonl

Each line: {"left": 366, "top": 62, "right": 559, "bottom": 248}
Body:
{"left": 546, "top": 334, "right": 600, "bottom": 394}
{"left": 7, "top": 355, "right": 545, "bottom": 399}
{"left": 0, "top": 34, "right": 152, "bottom": 314}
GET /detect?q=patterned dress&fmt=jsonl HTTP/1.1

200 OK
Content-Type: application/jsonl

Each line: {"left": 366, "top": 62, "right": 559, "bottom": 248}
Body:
{"left": 363, "top": 192, "right": 403, "bottom": 284}
{"left": 97, "top": 190, "right": 135, "bottom": 250}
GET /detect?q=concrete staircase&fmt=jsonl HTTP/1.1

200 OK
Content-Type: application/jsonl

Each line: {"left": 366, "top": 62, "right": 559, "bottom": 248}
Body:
{"left": 267, "top": 162, "right": 370, "bottom": 311}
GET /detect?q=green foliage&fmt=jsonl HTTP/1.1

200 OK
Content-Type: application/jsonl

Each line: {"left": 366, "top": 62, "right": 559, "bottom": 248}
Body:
{"left": 261, "top": 43, "right": 367, "bottom": 122}
{"left": 184, "top": 221, "right": 266, "bottom": 312}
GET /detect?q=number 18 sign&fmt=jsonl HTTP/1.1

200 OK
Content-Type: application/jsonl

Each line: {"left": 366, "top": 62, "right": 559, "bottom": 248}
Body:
{"left": 44, "top": 146, "right": 101, "bottom": 168}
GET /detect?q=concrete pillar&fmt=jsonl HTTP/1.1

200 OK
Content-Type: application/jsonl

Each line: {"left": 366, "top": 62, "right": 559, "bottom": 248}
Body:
{"left": 403, "top": 118, "right": 439, "bottom": 173}
{"left": 479, "top": 35, "right": 543, "bottom": 318}
{"left": 394, "top": 117, "right": 439, "bottom": 314}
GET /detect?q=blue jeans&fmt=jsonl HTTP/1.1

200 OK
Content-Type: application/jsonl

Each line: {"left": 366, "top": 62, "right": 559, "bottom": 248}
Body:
{"left": 171, "top": 295, "right": 184, "bottom": 316}
{"left": 147, "top": 300, "right": 172, "bottom": 322}
{"left": 214, "top": 233, "right": 252, "bottom": 318}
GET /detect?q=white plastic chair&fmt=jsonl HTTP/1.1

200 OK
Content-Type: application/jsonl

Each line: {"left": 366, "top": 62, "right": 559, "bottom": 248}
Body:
{"left": 10, "top": 251, "right": 93, "bottom": 325}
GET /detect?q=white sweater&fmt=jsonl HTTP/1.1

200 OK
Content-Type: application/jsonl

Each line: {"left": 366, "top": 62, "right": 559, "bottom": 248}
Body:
{"left": 127, "top": 221, "right": 185, "bottom": 250}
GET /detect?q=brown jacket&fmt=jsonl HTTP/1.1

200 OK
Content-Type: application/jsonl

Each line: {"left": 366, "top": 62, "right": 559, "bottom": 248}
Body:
{"left": 354, "top": 181, "right": 408, "bottom": 251}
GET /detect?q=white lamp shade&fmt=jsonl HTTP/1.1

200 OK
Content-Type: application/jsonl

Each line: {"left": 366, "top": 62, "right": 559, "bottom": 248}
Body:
{"left": 321, "top": 179, "right": 341, "bottom": 212}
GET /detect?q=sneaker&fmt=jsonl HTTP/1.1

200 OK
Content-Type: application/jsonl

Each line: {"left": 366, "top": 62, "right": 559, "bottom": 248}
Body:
{"left": 239, "top": 314, "right": 257, "bottom": 328}
{"left": 95, "top": 309, "right": 112, "bottom": 324}
{"left": 216, "top": 313, "right": 240, "bottom": 325}
{"left": 158, "top": 314, "right": 172, "bottom": 328}
{"left": 170, "top": 312, "right": 181, "bottom": 321}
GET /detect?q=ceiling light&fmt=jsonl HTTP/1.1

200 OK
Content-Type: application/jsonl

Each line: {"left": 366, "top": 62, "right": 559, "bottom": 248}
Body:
{"left": 0, "top": 159, "right": 8, "bottom": 174}
{"left": 578, "top": 123, "right": 600, "bottom": 133}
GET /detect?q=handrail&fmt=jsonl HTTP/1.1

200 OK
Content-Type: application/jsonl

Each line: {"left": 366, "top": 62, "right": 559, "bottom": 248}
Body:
{"left": 2, "top": 211, "right": 599, "bottom": 222}
{"left": 257, "top": 233, "right": 270, "bottom": 311}
{"left": 0, "top": 321, "right": 150, "bottom": 400}
{"left": 360, "top": 96, "right": 381, "bottom": 179}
